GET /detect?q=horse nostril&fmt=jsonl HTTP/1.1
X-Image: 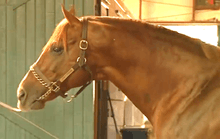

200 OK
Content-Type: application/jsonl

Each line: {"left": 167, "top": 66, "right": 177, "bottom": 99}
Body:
{"left": 18, "top": 89, "right": 26, "bottom": 102}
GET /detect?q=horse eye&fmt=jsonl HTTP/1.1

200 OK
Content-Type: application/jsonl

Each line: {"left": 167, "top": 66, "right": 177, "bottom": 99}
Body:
{"left": 53, "top": 47, "right": 63, "bottom": 53}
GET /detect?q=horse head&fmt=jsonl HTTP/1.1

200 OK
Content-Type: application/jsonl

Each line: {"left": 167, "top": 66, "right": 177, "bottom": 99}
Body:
{"left": 17, "top": 6, "right": 93, "bottom": 111}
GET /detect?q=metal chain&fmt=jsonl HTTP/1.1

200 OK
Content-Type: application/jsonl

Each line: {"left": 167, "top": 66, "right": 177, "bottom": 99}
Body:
{"left": 36, "top": 89, "right": 52, "bottom": 100}
{"left": 30, "top": 68, "right": 49, "bottom": 87}
{"left": 30, "top": 68, "right": 52, "bottom": 100}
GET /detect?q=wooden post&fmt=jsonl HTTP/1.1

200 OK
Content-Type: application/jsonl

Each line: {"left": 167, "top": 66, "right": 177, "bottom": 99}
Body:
{"left": 139, "top": 0, "right": 142, "bottom": 20}
{"left": 218, "top": 25, "right": 220, "bottom": 46}
{"left": 192, "top": 0, "right": 196, "bottom": 22}
{"left": 95, "top": 80, "right": 108, "bottom": 139}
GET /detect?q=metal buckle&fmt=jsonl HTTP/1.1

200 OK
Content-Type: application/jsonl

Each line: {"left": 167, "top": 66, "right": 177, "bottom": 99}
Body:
{"left": 77, "top": 57, "right": 87, "bottom": 63}
{"left": 50, "top": 82, "right": 60, "bottom": 92}
{"left": 63, "top": 94, "right": 76, "bottom": 103}
{"left": 79, "top": 40, "right": 88, "bottom": 50}
{"left": 77, "top": 57, "right": 87, "bottom": 67}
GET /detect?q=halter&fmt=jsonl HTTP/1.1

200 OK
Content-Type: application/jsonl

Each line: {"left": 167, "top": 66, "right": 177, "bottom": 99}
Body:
{"left": 30, "top": 17, "right": 92, "bottom": 102}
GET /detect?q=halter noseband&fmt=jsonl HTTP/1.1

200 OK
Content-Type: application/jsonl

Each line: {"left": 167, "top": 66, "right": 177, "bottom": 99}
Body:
{"left": 30, "top": 17, "right": 92, "bottom": 102}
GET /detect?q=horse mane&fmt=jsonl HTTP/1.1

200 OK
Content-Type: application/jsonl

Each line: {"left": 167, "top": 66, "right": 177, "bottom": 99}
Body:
{"left": 90, "top": 16, "right": 220, "bottom": 61}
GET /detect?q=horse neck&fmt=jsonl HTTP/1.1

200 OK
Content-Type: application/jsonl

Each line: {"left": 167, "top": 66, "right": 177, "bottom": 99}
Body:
{"left": 87, "top": 18, "right": 220, "bottom": 125}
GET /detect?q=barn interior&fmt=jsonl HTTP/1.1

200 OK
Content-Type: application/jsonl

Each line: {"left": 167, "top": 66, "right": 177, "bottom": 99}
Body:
{"left": 0, "top": 0, "right": 220, "bottom": 139}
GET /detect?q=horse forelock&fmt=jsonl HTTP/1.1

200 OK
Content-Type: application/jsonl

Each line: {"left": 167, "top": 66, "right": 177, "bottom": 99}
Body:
{"left": 43, "top": 19, "right": 69, "bottom": 52}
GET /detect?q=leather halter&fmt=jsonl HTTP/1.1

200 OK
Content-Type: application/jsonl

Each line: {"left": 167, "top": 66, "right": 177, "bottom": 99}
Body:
{"left": 30, "top": 17, "right": 92, "bottom": 102}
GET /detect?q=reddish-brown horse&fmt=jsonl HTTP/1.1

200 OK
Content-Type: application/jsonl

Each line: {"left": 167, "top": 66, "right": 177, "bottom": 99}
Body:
{"left": 16, "top": 6, "right": 220, "bottom": 138}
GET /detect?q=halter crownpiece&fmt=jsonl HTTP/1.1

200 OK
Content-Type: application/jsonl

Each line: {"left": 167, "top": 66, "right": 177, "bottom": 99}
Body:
{"left": 30, "top": 17, "right": 93, "bottom": 102}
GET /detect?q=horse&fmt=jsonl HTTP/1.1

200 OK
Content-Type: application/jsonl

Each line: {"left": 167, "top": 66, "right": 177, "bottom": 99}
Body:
{"left": 16, "top": 5, "right": 220, "bottom": 138}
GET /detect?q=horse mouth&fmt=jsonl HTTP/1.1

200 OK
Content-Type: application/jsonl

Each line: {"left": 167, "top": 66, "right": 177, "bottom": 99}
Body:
{"left": 30, "top": 100, "right": 45, "bottom": 110}
{"left": 17, "top": 99, "right": 45, "bottom": 111}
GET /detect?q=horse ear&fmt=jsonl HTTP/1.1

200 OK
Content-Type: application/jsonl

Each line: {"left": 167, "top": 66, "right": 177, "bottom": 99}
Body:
{"left": 69, "top": 5, "right": 75, "bottom": 15}
{"left": 61, "top": 4, "right": 80, "bottom": 26}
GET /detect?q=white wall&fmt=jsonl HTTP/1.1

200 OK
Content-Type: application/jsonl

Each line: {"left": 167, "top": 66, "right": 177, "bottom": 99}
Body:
{"left": 165, "top": 25, "right": 218, "bottom": 46}
{"left": 142, "top": 0, "right": 193, "bottom": 21}
{"left": 122, "top": 0, "right": 220, "bottom": 22}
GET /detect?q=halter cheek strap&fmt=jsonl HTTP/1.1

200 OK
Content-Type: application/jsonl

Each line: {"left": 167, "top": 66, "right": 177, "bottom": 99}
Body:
{"left": 30, "top": 17, "right": 93, "bottom": 102}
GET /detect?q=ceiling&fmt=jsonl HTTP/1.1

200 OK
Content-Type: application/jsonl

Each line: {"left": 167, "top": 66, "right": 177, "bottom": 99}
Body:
{"left": 121, "top": 0, "right": 140, "bottom": 19}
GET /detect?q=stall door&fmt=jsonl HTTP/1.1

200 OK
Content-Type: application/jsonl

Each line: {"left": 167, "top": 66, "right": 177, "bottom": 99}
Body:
{"left": 0, "top": 0, "right": 94, "bottom": 138}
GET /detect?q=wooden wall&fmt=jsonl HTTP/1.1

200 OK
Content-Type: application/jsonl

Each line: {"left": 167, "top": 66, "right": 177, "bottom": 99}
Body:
{"left": 0, "top": 0, "right": 94, "bottom": 138}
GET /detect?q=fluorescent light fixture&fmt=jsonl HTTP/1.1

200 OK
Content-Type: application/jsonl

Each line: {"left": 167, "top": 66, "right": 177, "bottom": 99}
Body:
{"left": 124, "top": 96, "right": 128, "bottom": 101}
{"left": 114, "top": 0, "right": 126, "bottom": 12}
{"left": 127, "top": 14, "right": 131, "bottom": 18}
{"left": 101, "top": 1, "right": 109, "bottom": 9}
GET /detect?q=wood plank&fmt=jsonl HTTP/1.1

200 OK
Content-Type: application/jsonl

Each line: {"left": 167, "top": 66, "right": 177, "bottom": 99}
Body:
{"left": 75, "top": 0, "right": 83, "bottom": 16}
{"left": 42, "top": 100, "right": 63, "bottom": 138}
{"left": 83, "top": 84, "right": 94, "bottom": 139}
{"left": 55, "top": 0, "right": 64, "bottom": 24}
{"left": 16, "top": 4, "right": 26, "bottom": 85}
{"left": 74, "top": 88, "right": 83, "bottom": 139}
{"left": 26, "top": 0, "right": 36, "bottom": 70}
{"left": 30, "top": 133, "right": 39, "bottom": 139}
{"left": 25, "top": 131, "right": 31, "bottom": 139}
{"left": 35, "top": 0, "right": 45, "bottom": 56}
{"left": 33, "top": 0, "right": 47, "bottom": 129}
{"left": 25, "top": 130, "right": 40, "bottom": 139}
{"left": 65, "top": 0, "right": 74, "bottom": 10}
{"left": 6, "top": 120, "right": 16, "bottom": 139}
{"left": 63, "top": 89, "right": 76, "bottom": 139}
{"left": 46, "top": 0, "right": 55, "bottom": 41}
{"left": 7, "top": 0, "right": 16, "bottom": 5}
{"left": 0, "top": 115, "right": 6, "bottom": 139}
{"left": 52, "top": 98, "right": 64, "bottom": 138}
{"left": 84, "top": 0, "right": 94, "bottom": 16}
{"left": 0, "top": 6, "right": 6, "bottom": 103}
{"left": 0, "top": 108, "right": 58, "bottom": 139}
{"left": 20, "top": 128, "right": 26, "bottom": 139}
{"left": 63, "top": 104, "right": 74, "bottom": 139}
{"left": 0, "top": 6, "right": 6, "bottom": 29}
{"left": 15, "top": 124, "right": 21, "bottom": 139}
{"left": 13, "top": 0, "right": 30, "bottom": 9}
{"left": 6, "top": 6, "right": 17, "bottom": 106}
{"left": 0, "top": 0, "right": 6, "bottom": 4}
{"left": 15, "top": 125, "right": 20, "bottom": 139}
{"left": 46, "top": 0, "right": 54, "bottom": 13}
